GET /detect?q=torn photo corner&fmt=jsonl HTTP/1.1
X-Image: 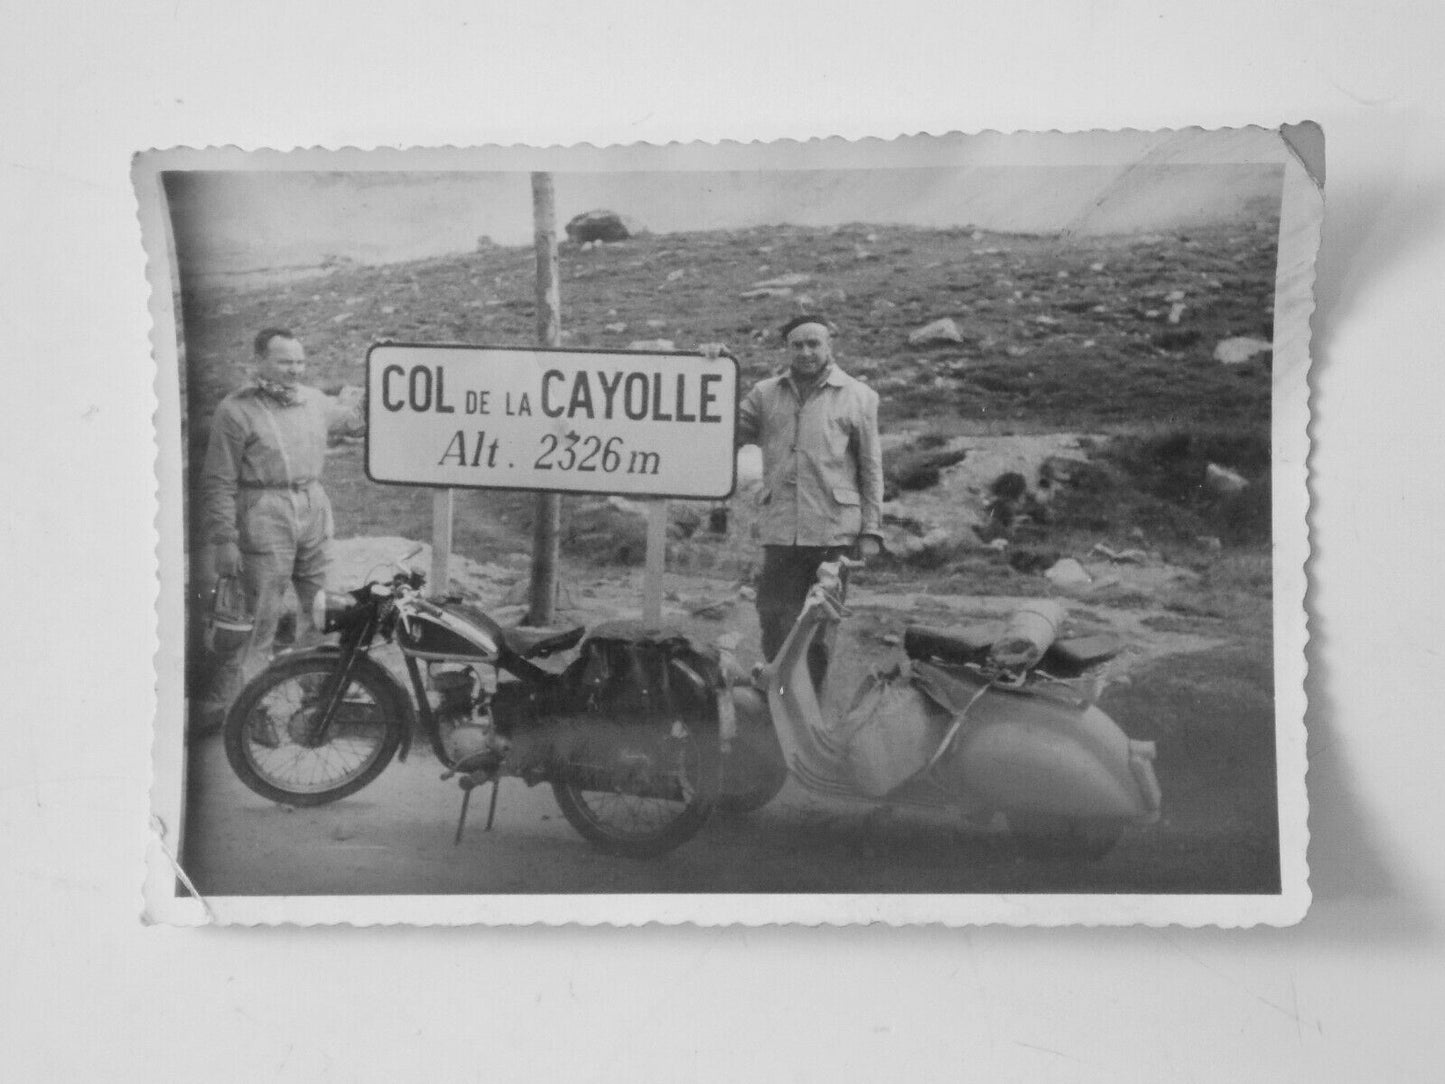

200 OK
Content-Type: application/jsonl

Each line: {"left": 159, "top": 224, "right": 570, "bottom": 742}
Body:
{"left": 137, "top": 124, "right": 1318, "bottom": 927}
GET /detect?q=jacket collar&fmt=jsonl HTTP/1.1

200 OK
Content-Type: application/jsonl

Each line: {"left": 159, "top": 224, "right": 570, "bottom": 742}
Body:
{"left": 782, "top": 361, "right": 846, "bottom": 395}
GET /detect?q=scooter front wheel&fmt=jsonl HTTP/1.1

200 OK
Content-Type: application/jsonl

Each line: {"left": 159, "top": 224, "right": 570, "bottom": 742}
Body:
{"left": 1006, "top": 813, "right": 1126, "bottom": 862}
{"left": 223, "top": 656, "right": 405, "bottom": 807}
{"left": 551, "top": 723, "right": 720, "bottom": 858}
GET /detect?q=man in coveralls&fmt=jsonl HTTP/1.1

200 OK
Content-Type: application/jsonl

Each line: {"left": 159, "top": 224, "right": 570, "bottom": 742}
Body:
{"left": 705, "top": 316, "right": 884, "bottom": 689}
{"left": 196, "top": 327, "right": 359, "bottom": 733}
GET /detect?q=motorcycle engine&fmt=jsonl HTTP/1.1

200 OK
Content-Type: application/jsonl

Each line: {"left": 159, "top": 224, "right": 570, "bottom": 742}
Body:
{"left": 430, "top": 664, "right": 479, "bottom": 716}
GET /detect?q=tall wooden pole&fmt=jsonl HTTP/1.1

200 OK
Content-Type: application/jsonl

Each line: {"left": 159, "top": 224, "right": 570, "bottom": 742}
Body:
{"left": 643, "top": 501, "right": 667, "bottom": 626}
{"left": 430, "top": 489, "right": 454, "bottom": 594}
{"left": 528, "top": 172, "right": 561, "bottom": 626}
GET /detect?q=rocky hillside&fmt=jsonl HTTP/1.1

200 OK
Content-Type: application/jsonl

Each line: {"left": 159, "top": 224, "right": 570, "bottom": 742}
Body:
{"left": 178, "top": 219, "right": 1277, "bottom": 581}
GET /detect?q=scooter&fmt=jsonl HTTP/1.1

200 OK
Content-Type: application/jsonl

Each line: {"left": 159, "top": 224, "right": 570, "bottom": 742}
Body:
{"left": 717, "top": 561, "right": 1162, "bottom": 860}
{"left": 221, "top": 549, "right": 730, "bottom": 858}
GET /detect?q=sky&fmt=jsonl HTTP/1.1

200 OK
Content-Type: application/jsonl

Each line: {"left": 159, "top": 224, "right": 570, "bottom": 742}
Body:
{"left": 164, "top": 152, "right": 1282, "bottom": 276}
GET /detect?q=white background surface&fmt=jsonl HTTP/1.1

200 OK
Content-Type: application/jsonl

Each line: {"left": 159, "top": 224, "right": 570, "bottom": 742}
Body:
{"left": 3, "top": 2, "right": 1442, "bottom": 1079}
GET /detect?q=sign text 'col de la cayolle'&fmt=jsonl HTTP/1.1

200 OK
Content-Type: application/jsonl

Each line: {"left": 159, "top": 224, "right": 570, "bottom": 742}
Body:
{"left": 365, "top": 343, "right": 739, "bottom": 499}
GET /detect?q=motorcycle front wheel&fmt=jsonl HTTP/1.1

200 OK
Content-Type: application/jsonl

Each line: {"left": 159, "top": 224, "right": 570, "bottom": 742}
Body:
{"left": 551, "top": 723, "right": 720, "bottom": 858}
{"left": 223, "top": 656, "right": 406, "bottom": 807}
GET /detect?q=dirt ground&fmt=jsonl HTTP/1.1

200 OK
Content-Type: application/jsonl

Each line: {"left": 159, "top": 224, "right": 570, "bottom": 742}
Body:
{"left": 180, "top": 546, "right": 1279, "bottom": 897}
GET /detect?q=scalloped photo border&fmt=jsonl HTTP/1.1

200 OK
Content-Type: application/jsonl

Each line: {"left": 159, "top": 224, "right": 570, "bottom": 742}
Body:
{"left": 136, "top": 126, "right": 1317, "bottom": 926}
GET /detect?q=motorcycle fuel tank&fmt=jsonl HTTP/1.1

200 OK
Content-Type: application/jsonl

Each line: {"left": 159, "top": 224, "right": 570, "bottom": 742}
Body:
{"left": 397, "top": 603, "right": 501, "bottom": 662}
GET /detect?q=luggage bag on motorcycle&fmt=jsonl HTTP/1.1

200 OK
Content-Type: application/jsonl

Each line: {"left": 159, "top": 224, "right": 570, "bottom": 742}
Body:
{"left": 489, "top": 620, "right": 726, "bottom": 734}
{"left": 574, "top": 620, "right": 725, "bottom": 721}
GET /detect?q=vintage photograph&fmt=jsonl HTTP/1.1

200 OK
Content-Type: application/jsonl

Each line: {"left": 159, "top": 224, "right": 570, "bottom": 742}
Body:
{"left": 139, "top": 129, "right": 1315, "bottom": 925}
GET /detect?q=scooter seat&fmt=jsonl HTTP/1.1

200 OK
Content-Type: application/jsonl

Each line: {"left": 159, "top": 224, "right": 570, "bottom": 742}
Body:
{"left": 904, "top": 625, "right": 1122, "bottom": 676}
{"left": 502, "top": 624, "right": 586, "bottom": 659}
{"left": 903, "top": 624, "right": 999, "bottom": 666}
{"left": 1042, "top": 633, "right": 1123, "bottom": 675}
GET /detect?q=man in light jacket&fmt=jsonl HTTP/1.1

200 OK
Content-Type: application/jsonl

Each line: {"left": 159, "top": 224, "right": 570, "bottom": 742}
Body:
{"left": 707, "top": 315, "right": 884, "bottom": 688}
{"left": 195, "top": 327, "right": 359, "bottom": 734}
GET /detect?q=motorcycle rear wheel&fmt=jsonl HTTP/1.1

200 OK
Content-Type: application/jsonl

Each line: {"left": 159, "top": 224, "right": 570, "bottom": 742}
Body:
{"left": 224, "top": 656, "right": 405, "bottom": 807}
{"left": 1006, "top": 812, "right": 1126, "bottom": 862}
{"left": 551, "top": 723, "right": 720, "bottom": 858}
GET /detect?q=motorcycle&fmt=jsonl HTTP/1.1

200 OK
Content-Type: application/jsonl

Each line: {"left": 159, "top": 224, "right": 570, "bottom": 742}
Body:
{"left": 716, "top": 561, "right": 1162, "bottom": 860}
{"left": 221, "top": 549, "right": 730, "bottom": 858}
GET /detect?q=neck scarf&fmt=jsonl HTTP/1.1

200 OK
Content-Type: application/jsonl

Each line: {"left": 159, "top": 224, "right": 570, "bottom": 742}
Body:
{"left": 255, "top": 377, "right": 299, "bottom": 406}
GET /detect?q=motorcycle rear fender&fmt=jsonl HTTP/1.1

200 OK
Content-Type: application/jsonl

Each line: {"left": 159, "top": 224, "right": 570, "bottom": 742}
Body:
{"left": 280, "top": 644, "right": 417, "bottom": 762}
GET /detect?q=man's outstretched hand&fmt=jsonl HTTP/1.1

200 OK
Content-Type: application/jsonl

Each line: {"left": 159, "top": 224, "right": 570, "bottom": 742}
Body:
{"left": 855, "top": 536, "right": 882, "bottom": 561}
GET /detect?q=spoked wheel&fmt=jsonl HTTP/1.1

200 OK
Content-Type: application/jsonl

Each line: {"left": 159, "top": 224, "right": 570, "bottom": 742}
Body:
{"left": 551, "top": 722, "right": 720, "bottom": 858}
{"left": 1006, "top": 812, "right": 1126, "bottom": 862}
{"left": 223, "top": 655, "right": 405, "bottom": 806}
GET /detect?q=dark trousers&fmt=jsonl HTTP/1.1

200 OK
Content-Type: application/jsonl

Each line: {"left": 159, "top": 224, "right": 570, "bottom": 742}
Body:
{"left": 757, "top": 545, "right": 850, "bottom": 689}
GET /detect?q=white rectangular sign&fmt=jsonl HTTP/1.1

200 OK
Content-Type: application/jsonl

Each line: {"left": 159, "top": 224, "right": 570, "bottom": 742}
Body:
{"left": 366, "top": 343, "right": 738, "bottom": 499}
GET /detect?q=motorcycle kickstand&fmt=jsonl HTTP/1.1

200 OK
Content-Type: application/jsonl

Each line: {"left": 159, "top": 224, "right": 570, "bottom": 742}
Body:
{"left": 453, "top": 775, "right": 503, "bottom": 844}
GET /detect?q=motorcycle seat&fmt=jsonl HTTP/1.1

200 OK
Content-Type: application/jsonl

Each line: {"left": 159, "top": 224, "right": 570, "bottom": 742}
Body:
{"left": 502, "top": 625, "right": 586, "bottom": 659}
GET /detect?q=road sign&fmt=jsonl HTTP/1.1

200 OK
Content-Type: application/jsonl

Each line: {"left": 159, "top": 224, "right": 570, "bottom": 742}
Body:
{"left": 366, "top": 343, "right": 739, "bottom": 499}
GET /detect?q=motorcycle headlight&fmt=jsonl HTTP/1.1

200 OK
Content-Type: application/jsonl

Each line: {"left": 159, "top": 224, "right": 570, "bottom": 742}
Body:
{"left": 311, "top": 590, "right": 361, "bottom": 634}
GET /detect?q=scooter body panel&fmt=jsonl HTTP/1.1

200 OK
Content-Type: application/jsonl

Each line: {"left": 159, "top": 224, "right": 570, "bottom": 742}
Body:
{"left": 913, "top": 666, "right": 1147, "bottom": 818}
{"left": 946, "top": 703, "right": 1145, "bottom": 818}
{"left": 761, "top": 600, "right": 1156, "bottom": 821}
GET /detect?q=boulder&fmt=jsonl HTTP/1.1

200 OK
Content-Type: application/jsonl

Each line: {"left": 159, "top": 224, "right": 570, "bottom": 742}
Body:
{"left": 740, "top": 286, "right": 793, "bottom": 301}
{"left": 1044, "top": 558, "right": 1092, "bottom": 588}
{"left": 626, "top": 339, "right": 676, "bottom": 353}
{"left": 1214, "top": 336, "right": 1272, "bottom": 365}
{"left": 326, "top": 385, "right": 367, "bottom": 442}
{"left": 564, "top": 210, "right": 634, "bottom": 244}
{"left": 908, "top": 318, "right": 964, "bottom": 345}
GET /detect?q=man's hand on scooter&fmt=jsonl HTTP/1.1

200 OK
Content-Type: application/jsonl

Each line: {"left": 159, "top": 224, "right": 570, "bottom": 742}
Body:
{"left": 853, "top": 536, "right": 882, "bottom": 562}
